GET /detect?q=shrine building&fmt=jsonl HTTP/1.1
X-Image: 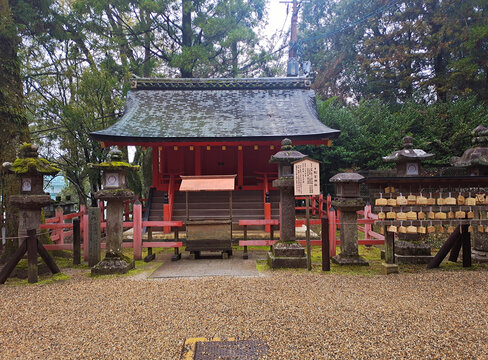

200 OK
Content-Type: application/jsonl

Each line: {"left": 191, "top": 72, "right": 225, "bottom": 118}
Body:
{"left": 90, "top": 77, "right": 339, "bottom": 230}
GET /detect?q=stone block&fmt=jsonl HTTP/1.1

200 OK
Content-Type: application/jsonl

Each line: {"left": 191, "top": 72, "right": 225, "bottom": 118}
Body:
{"left": 332, "top": 254, "right": 369, "bottom": 266}
{"left": 267, "top": 252, "right": 307, "bottom": 269}
{"left": 382, "top": 262, "right": 399, "bottom": 275}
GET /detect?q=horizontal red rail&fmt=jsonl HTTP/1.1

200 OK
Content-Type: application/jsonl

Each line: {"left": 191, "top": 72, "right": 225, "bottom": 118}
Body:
{"left": 40, "top": 223, "right": 73, "bottom": 229}
{"left": 142, "top": 241, "right": 182, "bottom": 248}
{"left": 142, "top": 221, "right": 183, "bottom": 227}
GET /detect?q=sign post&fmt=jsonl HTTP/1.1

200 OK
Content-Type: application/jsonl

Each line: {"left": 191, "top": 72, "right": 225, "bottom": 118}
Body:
{"left": 293, "top": 158, "right": 320, "bottom": 271}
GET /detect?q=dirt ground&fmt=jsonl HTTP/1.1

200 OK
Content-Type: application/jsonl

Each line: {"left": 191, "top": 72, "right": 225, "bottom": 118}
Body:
{"left": 1, "top": 262, "right": 487, "bottom": 359}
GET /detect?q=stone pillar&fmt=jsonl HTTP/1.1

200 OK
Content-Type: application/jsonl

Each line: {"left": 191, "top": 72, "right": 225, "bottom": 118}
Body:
{"left": 90, "top": 149, "right": 138, "bottom": 275}
{"left": 330, "top": 172, "right": 368, "bottom": 266}
{"left": 279, "top": 185, "right": 296, "bottom": 242}
{"left": 105, "top": 200, "right": 124, "bottom": 253}
{"left": 267, "top": 139, "right": 307, "bottom": 269}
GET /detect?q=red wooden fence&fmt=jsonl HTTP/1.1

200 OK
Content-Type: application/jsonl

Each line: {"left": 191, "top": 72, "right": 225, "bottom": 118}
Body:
{"left": 40, "top": 195, "right": 384, "bottom": 260}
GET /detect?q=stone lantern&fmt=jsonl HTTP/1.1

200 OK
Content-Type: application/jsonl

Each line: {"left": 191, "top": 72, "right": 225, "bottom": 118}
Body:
{"left": 383, "top": 136, "right": 435, "bottom": 264}
{"left": 452, "top": 125, "right": 488, "bottom": 262}
{"left": 90, "top": 149, "right": 139, "bottom": 275}
{"left": 451, "top": 125, "right": 488, "bottom": 176}
{"left": 3, "top": 144, "right": 59, "bottom": 240}
{"left": 383, "top": 136, "right": 433, "bottom": 176}
{"left": 330, "top": 172, "right": 368, "bottom": 265}
{"left": 267, "top": 138, "right": 307, "bottom": 268}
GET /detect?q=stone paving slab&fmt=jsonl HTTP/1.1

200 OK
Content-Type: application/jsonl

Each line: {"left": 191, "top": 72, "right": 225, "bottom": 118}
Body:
{"left": 149, "top": 251, "right": 264, "bottom": 278}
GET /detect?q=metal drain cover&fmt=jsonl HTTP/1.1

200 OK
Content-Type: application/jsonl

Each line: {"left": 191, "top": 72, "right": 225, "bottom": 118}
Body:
{"left": 193, "top": 340, "right": 267, "bottom": 360}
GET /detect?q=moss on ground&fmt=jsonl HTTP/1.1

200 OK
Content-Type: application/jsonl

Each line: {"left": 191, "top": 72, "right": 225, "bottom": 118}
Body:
{"left": 4, "top": 272, "right": 70, "bottom": 286}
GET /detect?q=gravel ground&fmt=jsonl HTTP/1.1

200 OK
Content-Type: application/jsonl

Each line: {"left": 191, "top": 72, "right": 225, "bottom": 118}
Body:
{"left": 1, "top": 268, "right": 487, "bottom": 359}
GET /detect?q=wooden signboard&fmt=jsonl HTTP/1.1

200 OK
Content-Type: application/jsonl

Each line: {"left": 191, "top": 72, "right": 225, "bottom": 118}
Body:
{"left": 293, "top": 158, "right": 320, "bottom": 272}
{"left": 293, "top": 158, "right": 320, "bottom": 196}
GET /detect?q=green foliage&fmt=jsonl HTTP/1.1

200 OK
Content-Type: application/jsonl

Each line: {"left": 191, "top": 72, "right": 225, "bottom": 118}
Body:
{"left": 300, "top": 0, "right": 488, "bottom": 103}
{"left": 310, "top": 96, "right": 488, "bottom": 182}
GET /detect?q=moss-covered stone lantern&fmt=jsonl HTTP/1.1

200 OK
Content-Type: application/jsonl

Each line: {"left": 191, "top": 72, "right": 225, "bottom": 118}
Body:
{"left": 267, "top": 138, "right": 307, "bottom": 269}
{"left": 2, "top": 143, "right": 59, "bottom": 240}
{"left": 330, "top": 172, "right": 368, "bottom": 266}
{"left": 89, "top": 149, "right": 139, "bottom": 275}
{"left": 383, "top": 136, "right": 433, "bottom": 176}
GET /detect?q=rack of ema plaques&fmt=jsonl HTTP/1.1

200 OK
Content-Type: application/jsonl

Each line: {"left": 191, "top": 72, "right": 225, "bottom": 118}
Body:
{"left": 366, "top": 176, "right": 488, "bottom": 266}
{"left": 180, "top": 175, "right": 236, "bottom": 259}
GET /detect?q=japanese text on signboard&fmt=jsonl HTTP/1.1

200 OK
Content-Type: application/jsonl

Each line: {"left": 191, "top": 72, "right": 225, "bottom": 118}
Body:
{"left": 294, "top": 159, "right": 320, "bottom": 196}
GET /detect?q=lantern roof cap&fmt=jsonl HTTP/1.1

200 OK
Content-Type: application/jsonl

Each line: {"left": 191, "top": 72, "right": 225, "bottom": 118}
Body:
{"left": 2, "top": 143, "right": 60, "bottom": 175}
{"left": 270, "top": 138, "right": 307, "bottom": 163}
{"left": 451, "top": 125, "right": 488, "bottom": 168}
{"left": 382, "top": 136, "right": 434, "bottom": 163}
{"left": 89, "top": 149, "right": 140, "bottom": 171}
{"left": 329, "top": 172, "right": 364, "bottom": 183}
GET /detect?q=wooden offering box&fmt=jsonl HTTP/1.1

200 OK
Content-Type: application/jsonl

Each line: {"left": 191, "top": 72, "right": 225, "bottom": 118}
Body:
{"left": 180, "top": 175, "right": 236, "bottom": 258}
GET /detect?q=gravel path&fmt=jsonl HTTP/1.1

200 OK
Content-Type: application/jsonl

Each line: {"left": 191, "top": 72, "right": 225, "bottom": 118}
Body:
{"left": 1, "top": 268, "right": 487, "bottom": 359}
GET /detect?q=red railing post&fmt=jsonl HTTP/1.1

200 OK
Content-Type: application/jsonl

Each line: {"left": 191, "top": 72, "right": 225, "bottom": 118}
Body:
{"left": 55, "top": 206, "right": 64, "bottom": 244}
{"left": 133, "top": 201, "right": 143, "bottom": 260}
{"left": 99, "top": 200, "right": 105, "bottom": 222}
{"left": 364, "top": 203, "right": 372, "bottom": 241}
{"left": 328, "top": 207, "right": 337, "bottom": 257}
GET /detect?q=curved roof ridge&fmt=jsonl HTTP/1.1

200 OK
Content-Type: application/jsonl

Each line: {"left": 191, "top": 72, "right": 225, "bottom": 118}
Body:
{"left": 130, "top": 77, "right": 312, "bottom": 91}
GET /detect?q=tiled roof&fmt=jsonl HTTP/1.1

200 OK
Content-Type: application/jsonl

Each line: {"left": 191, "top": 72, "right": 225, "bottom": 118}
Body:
{"left": 91, "top": 77, "right": 340, "bottom": 143}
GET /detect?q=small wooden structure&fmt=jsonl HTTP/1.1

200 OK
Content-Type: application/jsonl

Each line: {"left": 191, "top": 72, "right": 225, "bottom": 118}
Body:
{"left": 180, "top": 175, "right": 236, "bottom": 259}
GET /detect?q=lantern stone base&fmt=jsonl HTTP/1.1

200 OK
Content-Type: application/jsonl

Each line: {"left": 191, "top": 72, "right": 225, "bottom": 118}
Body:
{"left": 381, "top": 263, "right": 399, "bottom": 275}
{"left": 380, "top": 240, "right": 433, "bottom": 264}
{"left": 91, "top": 251, "right": 134, "bottom": 275}
{"left": 267, "top": 242, "right": 307, "bottom": 269}
{"left": 472, "top": 249, "right": 488, "bottom": 263}
{"left": 332, "top": 254, "right": 369, "bottom": 266}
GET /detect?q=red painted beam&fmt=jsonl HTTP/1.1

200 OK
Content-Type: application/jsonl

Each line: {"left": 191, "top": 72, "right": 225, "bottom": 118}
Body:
{"left": 102, "top": 139, "right": 332, "bottom": 148}
{"left": 142, "top": 221, "right": 183, "bottom": 227}
{"left": 142, "top": 242, "right": 182, "bottom": 248}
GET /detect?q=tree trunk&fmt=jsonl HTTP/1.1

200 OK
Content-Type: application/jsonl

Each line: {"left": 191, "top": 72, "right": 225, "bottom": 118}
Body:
{"left": 180, "top": 0, "right": 193, "bottom": 78}
{"left": 0, "top": 0, "right": 31, "bottom": 262}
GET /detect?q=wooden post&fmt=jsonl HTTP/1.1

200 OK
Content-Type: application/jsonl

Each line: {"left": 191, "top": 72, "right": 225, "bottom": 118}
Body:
{"left": 133, "top": 201, "right": 143, "bottom": 260}
{"left": 321, "top": 215, "right": 330, "bottom": 271}
{"left": 73, "top": 218, "right": 81, "bottom": 265}
{"left": 462, "top": 225, "right": 472, "bottom": 268}
{"left": 328, "top": 207, "right": 336, "bottom": 257}
{"left": 172, "top": 227, "right": 181, "bottom": 261}
{"left": 88, "top": 207, "right": 101, "bottom": 267}
{"left": 243, "top": 225, "right": 248, "bottom": 259}
{"left": 382, "top": 226, "right": 399, "bottom": 274}
{"left": 306, "top": 196, "right": 311, "bottom": 271}
{"left": 36, "top": 241, "right": 60, "bottom": 274}
{"left": 0, "top": 240, "right": 27, "bottom": 284}
{"left": 83, "top": 214, "right": 89, "bottom": 261}
{"left": 144, "top": 227, "right": 156, "bottom": 262}
{"left": 384, "top": 227, "right": 395, "bottom": 264}
{"left": 55, "top": 206, "right": 64, "bottom": 244}
{"left": 428, "top": 225, "right": 462, "bottom": 269}
{"left": 27, "top": 229, "right": 38, "bottom": 284}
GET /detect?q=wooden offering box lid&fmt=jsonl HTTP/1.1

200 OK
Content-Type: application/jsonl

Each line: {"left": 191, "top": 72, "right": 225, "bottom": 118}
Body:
{"left": 180, "top": 175, "right": 236, "bottom": 192}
